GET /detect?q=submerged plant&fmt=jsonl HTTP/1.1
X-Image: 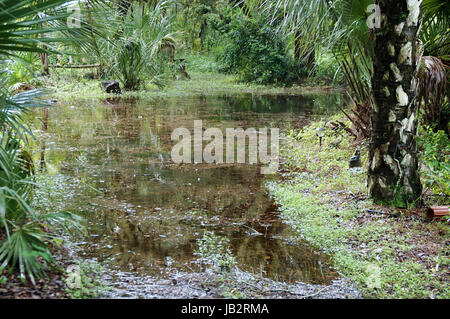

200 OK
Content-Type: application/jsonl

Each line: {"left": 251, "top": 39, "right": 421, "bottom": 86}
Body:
{"left": 194, "top": 231, "right": 236, "bottom": 271}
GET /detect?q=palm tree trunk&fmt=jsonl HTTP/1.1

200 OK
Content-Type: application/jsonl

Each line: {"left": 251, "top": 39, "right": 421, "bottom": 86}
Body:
{"left": 368, "top": 0, "right": 423, "bottom": 205}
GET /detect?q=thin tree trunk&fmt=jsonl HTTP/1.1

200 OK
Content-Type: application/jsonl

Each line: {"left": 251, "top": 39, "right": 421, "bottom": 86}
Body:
{"left": 85, "top": 2, "right": 104, "bottom": 78}
{"left": 40, "top": 107, "right": 48, "bottom": 172}
{"left": 40, "top": 52, "right": 49, "bottom": 75}
{"left": 368, "top": 0, "right": 423, "bottom": 206}
{"left": 37, "top": 0, "right": 49, "bottom": 75}
{"left": 39, "top": 17, "right": 49, "bottom": 75}
{"left": 199, "top": 20, "right": 207, "bottom": 51}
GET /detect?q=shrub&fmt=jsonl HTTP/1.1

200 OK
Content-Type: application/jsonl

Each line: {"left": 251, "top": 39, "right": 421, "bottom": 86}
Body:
{"left": 98, "top": 1, "right": 178, "bottom": 90}
{"left": 0, "top": 84, "right": 83, "bottom": 283}
{"left": 65, "top": 260, "right": 108, "bottom": 299}
{"left": 215, "top": 12, "right": 304, "bottom": 85}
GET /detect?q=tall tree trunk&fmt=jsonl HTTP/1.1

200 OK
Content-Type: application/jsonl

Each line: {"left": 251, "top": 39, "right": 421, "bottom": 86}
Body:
{"left": 199, "top": 19, "right": 207, "bottom": 52}
{"left": 40, "top": 52, "right": 49, "bottom": 76}
{"left": 368, "top": 0, "right": 423, "bottom": 206}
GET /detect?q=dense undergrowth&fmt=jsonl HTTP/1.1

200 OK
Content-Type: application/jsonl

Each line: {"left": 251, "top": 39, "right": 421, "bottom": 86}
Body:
{"left": 268, "top": 116, "right": 449, "bottom": 298}
{"left": 213, "top": 9, "right": 305, "bottom": 85}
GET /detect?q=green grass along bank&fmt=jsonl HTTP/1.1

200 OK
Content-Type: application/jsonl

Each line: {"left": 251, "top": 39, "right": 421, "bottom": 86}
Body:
{"left": 267, "top": 116, "right": 449, "bottom": 299}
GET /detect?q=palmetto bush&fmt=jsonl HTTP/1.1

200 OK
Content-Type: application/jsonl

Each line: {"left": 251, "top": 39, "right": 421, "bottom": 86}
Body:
{"left": 215, "top": 11, "right": 303, "bottom": 85}
{"left": 0, "top": 84, "right": 84, "bottom": 283}
{"left": 0, "top": 0, "right": 91, "bottom": 282}
{"left": 94, "top": 1, "right": 179, "bottom": 90}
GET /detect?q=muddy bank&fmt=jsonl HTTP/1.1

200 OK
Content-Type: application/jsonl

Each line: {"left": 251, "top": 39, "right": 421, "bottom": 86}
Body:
{"left": 0, "top": 249, "right": 70, "bottom": 299}
{"left": 101, "top": 268, "right": 361, "bottom": 299}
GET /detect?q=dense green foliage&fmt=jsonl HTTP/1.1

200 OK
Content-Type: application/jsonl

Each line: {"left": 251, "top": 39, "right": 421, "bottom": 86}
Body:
{"left": 214, "top": 11, "right": 304, "bottom": 85}
{"left": 0, "top": 0, "right": 89, "bottom": 283}
{"left": 95, "top": 1, "right": 178, "bottom": 90}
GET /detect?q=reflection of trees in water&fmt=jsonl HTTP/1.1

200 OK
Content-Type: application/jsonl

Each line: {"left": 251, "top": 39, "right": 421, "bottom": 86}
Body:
{"left": 222, "top": 203, "right": 336, "bottom": 284}
{"left": 230, "top": 227, "right": 335, "bottom": 284}
{"left": 101, "top": 164, "right": 269, "bottom": 215}
{"left": 84, "top": 163, "right": 336, "bottom": 283}
{"left": 30, "top": 94, "right": 339, "bottom": 283}
{"left": 33, "top": 94, "right": 340, "bottom": 171}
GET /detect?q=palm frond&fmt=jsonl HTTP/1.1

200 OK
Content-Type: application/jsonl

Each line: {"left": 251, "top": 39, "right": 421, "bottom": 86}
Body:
{"left": 418, "top": 56, "right": 449, "bottom": 128}
{"left": 0, "top": 0, "right": 72, "bottom": 57}
{"left": 0, "top": 220, "right": 51, "bottom": 283}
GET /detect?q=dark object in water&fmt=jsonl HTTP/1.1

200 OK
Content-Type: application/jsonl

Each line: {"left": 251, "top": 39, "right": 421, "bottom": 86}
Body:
{"left": 426, "top": 206, "right": 448, "bottom": 221}
{"left": 101, "top": 80, "right": 121, "bottom": 94}
{"left": 349, "top": 150, "right": 361, "bottom": 168}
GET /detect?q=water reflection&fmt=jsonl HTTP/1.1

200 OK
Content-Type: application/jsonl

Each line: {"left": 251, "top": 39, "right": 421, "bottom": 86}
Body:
{"left": 30, "top": 93, "right": 341, "bottom": 284}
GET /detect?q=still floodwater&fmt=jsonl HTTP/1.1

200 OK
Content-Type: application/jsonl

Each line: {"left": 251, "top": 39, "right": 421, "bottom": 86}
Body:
{"left": 31, "top": 93, "right": 341, "bottom": 285}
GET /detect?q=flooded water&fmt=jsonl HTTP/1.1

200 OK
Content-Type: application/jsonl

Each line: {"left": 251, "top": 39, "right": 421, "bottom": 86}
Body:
{"left": 30, "top": 93, "right": 342, "bottom": 285}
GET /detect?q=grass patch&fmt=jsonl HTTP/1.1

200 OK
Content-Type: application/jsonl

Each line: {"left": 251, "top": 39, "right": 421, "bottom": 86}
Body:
{"left": 41, "top": 63, "right": 341, "bottom": 101}
{"left": 268, "top": 115, "right": 449, "bottom": 298}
